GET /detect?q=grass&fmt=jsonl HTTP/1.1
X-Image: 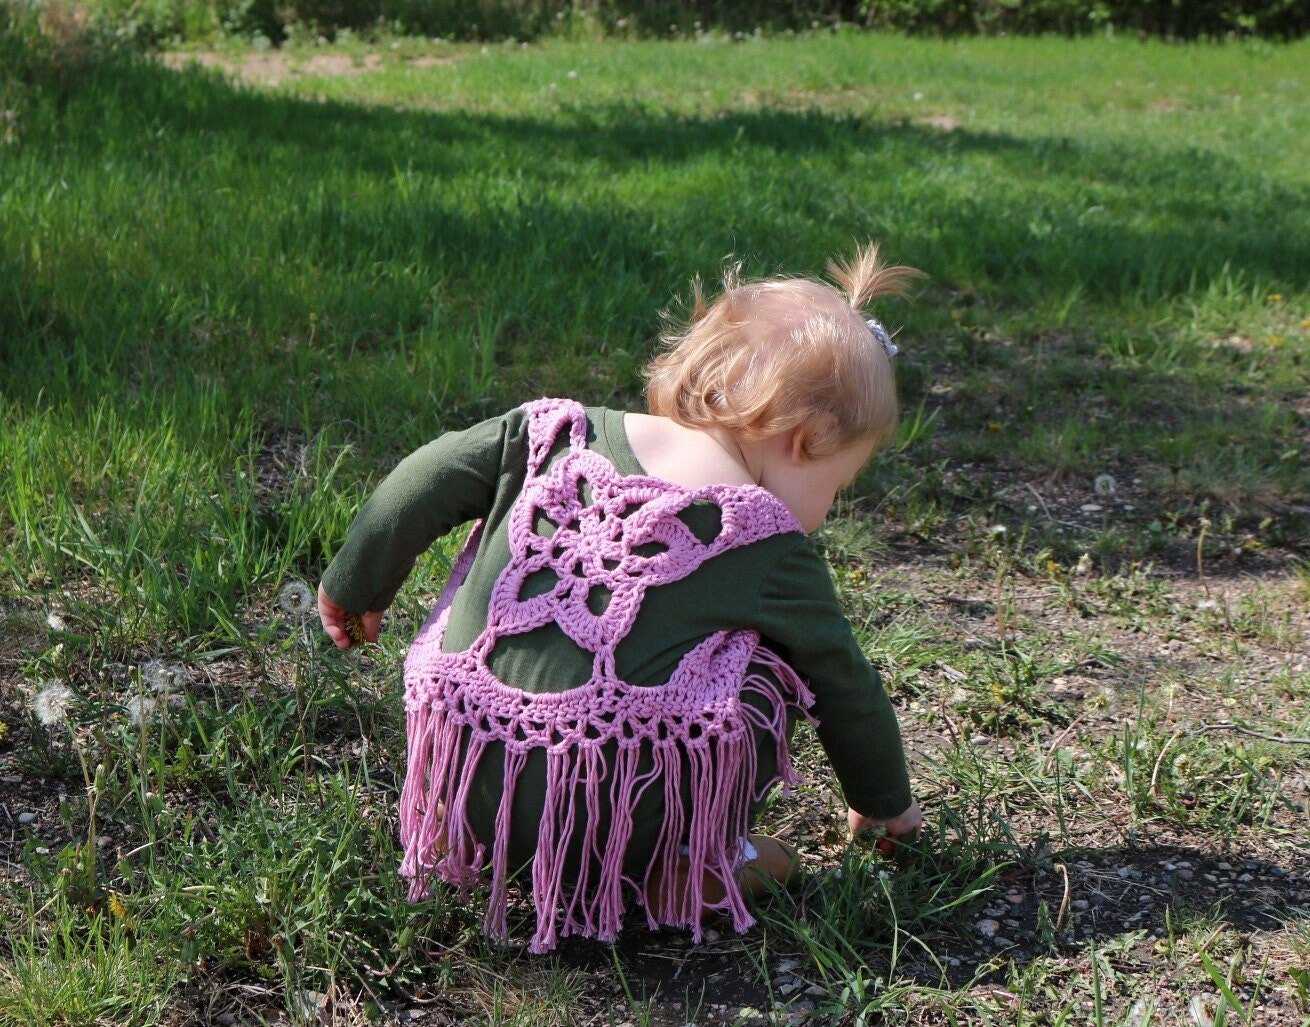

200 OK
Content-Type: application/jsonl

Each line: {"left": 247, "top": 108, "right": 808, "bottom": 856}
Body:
{"left": 2, "top": 19, "right": 1309, "bottom": 1026}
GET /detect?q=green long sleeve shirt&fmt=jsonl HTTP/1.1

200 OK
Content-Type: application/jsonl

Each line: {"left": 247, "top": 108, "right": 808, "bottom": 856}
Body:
{"left": 321, "top": 405, "right": 912, "bottom": 846}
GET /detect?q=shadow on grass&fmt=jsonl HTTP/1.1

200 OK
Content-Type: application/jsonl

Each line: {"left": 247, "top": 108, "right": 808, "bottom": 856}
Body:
{"left": 8, "top": 51, "right": 1308, "bottom": 325}
{"left": 541, "top": 843, "right": 1308, "bottom": 1019}
{"left": 105, "top": 59, "right": 1310, "bottom": 296}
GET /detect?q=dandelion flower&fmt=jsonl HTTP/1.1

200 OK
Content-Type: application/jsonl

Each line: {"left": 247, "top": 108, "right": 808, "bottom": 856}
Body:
{"left": 279, "top": 580, "right": 315, "bottom": 619}
{"left": 32, "top": 682, "right": 74, "bottom": 727}
{"left": 1093, "top": 474, "right": 1118, "bottom": 498}
{"left": 108, "top": 893, "right": 131, "bottom": 924}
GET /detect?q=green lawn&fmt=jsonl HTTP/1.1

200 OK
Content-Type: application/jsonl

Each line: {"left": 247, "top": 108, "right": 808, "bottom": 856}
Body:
{"left": 2, "top": 26, "right": 1308, "bottom": 1026}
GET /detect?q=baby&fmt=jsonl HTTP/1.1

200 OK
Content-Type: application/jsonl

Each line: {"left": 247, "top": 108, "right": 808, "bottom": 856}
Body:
{"left": 319, "top": 243, "right": 922, "bottom": 952}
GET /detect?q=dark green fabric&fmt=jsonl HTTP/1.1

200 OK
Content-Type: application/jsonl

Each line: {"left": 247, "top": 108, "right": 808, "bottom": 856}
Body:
{"left": 321, "top": 405, "right": 912, "bottom": 853}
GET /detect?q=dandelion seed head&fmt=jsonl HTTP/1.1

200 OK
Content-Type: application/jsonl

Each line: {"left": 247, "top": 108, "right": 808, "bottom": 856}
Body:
{"left": 32, "top": 682, "right": 74, "bottom": 727}
{"left": 46, "top": 611, "right": 67, "bottom": 631}
{"left": 141, "top": 660, "right": 186, "bottom": 695}
{"left": 278, "top": 580, "right": 315, "bottom": 619}
{"left": 126, "top": 694, "right": 158, "bottom": 726}
{"left": 1074, "top": 552, "right": 1093, "bottom": 576}
{"left": 1093, "top": 474, "right": 1118, "bottom": 498}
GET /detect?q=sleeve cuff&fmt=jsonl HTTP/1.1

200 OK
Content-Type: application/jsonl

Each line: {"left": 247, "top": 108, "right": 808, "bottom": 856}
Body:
{"left": 844, "top": 774, "right": 913, "bottom": 820}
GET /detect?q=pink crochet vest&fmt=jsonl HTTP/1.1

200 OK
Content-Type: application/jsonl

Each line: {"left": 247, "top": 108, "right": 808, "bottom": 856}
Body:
{"left": 399, "top": 397, "right": 815, "bottom": 952}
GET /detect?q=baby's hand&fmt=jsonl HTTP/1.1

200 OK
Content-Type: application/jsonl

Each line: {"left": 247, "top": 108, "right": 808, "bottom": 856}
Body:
{"left": 848, "top": 800, "right": 922, "bottom": 852}
{"left": 317, "top": 583, "right": 382, "bottom": 650}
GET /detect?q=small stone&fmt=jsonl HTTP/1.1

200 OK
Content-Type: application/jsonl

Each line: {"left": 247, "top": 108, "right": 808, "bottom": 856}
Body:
{"left": 976, "top": 918, "right": 999, "bottom": 938}
{"left": 804, "top": 985, "right": 826, "bottom": 997}
{"left": 983, "top": 905, "right": 1007, "bottom": 917}
{"left": 1139, "top": 894, "right": 1153, "bottom": 903}
{"left": 787, "top": 1000, "right": 815, "bottom": 1025}
{"left": 1080, "top": 503, "right": 1102, "bottom": 513}
{"left": 1072, "top": 899, "right": 1090, "bottom": 911}
{"left": 776, "top": 958, "right": 802, "bottom": 973}
{"left": 2, "top": 775, "right": 21, "bottom": 785}
{"left": 1178, "top": 869, "right": 1194, "bottom": 880}
{"left": 1006, "top": 890, "right": 1024, "bottom": 905}
{"left": 216, "top": 1015, "right": 236, "bottom": 1027}
{"left": 97, "top": 835, "right": 112, "bottom": 848}
{"left": 735, "top": 1009, "right": 765, "bottom": 1023}
{"left": 1004, "top": 918, "right": 1020, "bottom": 929}
{"left": 1238, "top": 873, "right": 1253, "bottom": 883}
{"left": 1216, "top": 862, "right": 1232, "bottom": 870}
{"left": 17, "top": 812, "right": 36, "bottom": 825}
{"left": 703, "top": 928, "right": 721, "bottom": 943}
{"left": 1204, "top": 874, "right": 1218, "bottom": 883}
{"left": 991, "top": 935, "right": 1012, "bottom": 947}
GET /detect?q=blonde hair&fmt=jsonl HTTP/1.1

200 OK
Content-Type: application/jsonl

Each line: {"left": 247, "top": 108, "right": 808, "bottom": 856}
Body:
{"left": 644, "top": 242, "right": 922, "bottom": 459}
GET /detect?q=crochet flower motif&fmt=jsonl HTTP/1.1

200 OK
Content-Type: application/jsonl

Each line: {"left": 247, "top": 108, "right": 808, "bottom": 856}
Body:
{"left": 484, "top": 399, "right": 800, "bottom": 665}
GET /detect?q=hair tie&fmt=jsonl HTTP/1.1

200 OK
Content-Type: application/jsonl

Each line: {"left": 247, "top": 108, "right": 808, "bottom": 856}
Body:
{"left": 866, "top": 317, "right": 899, "bottom": 359}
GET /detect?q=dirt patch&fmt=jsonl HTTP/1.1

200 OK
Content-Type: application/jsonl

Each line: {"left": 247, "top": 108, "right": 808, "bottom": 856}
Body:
{"left": 160, "top": 49, "right": 454, "bottom": 86}
{"left": 919, "top": 114, "right": 962, "bottom": 132}
{"left": 409, "top": 54, "right": 458, "bottom": 69}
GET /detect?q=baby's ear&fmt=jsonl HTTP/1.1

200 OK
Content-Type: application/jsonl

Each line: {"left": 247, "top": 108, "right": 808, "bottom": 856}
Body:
{"left": 788, "top": 413, "right": 838, "bottom": 462}
{"left": 787, "top": 426, "right": 808, "bottom": 463}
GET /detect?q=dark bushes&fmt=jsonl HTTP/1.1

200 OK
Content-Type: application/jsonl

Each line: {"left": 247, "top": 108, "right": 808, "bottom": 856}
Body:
{"left": 30, "top": 0, "right": 1310, "bottom": 49}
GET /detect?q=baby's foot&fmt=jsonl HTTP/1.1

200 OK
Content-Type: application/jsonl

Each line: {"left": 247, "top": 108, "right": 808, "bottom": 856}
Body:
{"left": 648, "top": 833, "right": 799, "bottom": 913}
{"left": 736, "top": 833, "right": 799, "bottom": 896}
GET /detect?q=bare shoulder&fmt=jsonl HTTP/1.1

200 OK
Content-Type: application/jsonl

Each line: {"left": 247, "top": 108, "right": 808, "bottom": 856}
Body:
{"left": 623, "top": 413, "right": 755, "bottom": 489}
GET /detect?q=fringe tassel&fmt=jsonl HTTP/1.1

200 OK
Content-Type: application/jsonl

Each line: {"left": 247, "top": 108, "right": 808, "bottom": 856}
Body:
{"left": 398, "top": 640, "right": 816, "bottom": 951}
{"left": 485, "top": 748, "right": 526, "bottom": 940}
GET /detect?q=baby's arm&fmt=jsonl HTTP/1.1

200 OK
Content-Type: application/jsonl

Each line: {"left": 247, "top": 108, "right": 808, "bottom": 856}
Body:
{"left": 318, "top": 411, "right": 517, "bottom": 648}
{"left": 752, "top": 537, "right": 917, "bottom": 837}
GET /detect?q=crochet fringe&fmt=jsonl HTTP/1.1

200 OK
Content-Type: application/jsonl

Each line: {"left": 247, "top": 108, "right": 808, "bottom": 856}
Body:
{"left": 397, "top": 398, "right": 815, "bottom": 953}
